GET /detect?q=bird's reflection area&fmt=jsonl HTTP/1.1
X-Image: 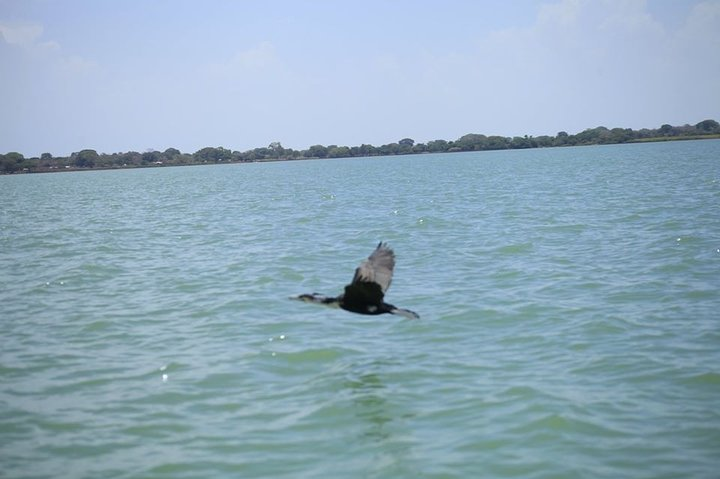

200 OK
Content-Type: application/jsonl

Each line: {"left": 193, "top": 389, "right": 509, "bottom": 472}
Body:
{"left": 345, "top": 372, "right": 392, "bottom": 441}
{"left": 340, "top": 362, "right": 418, "bottom": 474}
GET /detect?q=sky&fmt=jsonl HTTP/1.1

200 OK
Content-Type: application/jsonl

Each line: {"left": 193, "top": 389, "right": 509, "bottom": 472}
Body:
{"left": 1, "top": 0, "right": 719, "bottom": 157}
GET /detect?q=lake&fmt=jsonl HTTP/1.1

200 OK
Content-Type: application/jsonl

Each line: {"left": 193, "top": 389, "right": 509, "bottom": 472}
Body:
{"left": 1, "top": 140, "right": 719, "bottom": 478}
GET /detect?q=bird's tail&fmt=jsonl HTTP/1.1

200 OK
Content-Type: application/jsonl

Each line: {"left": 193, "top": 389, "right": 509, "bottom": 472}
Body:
{"left": 390, "top": 307, "right": 420, "bottom": 319}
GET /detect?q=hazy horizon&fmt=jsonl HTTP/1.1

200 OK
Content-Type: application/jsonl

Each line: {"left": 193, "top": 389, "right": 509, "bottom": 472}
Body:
{"left": 2, "top": 0, "right": 719, "bottom": 157}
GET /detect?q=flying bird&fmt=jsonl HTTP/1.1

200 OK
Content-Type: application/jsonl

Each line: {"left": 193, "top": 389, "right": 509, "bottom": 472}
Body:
{"left": 291, "top": 242, "right": 419, "bottom": 319}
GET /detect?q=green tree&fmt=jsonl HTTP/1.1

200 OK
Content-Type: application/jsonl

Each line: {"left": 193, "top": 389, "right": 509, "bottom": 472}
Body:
{"left": 609, "top": 128, "right": 633, "bottom": 143}
{"left": 1, "top": 153, "right": 24, "bottom": 173}
{"left": 73, "top": 149, "right": 99, "bottom": 168}
{"left": 194, "top": 146, "right": 232, "bottom": 162}
{"left": 378, "top": 143, "right": 400, "bottom": 155}
{"left": 38, "top": 153, "right": 54, "bottom": 169}
{"left": 427, "top": 139, "right": 449, "bottom": 153}
{"left": 358, "top": 144, "right": 376, "bottom": 156}
{"left": 510, "top": 136, "right": 532, "bottom": 149}
{"left": 485, "top": 136, "right": 510, "bottom": 149}
{"left": 117, "top": 151, "right": 142, "bottom": 166}
{"left": 695, "top": 119, "right": 720, "bottom": 133}
{"left": 455, "top": 134, "right": 487, "bottom": 151}
{"left": 328, "top": 146, "right": 350, "bottom": 158}
{"left": 305, "top": 145, "right": 328, "bottom": 158}
{"left": 534, "top": 135, "right": 554, "bottom": 147}
{"left": 553, "top": 131, "right": 569, "bottom": 146}
{"left": 269, "top": 141, "right": 284, "bottom": 159}
{"left": 412, "top": 143, "right": 428, "bottom": 153}
{"left": 574, "top": 127, "right": 609, "bottom": 145}
{"left": 252, "top": 147, "right": 271, "bottom": 160}
{"left": 240, "top": 150, "right": 257, "bottom": 161}
{"left": 142, "top": 151, "right": 162, "bottom": 164}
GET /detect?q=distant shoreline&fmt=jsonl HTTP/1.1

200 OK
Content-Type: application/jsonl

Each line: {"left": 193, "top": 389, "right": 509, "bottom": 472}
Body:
{"left": 628, "top": 134, "right": 720, "bottom": 143}
{"left": 2, "top": 120, "right": 719, "bottom": 175}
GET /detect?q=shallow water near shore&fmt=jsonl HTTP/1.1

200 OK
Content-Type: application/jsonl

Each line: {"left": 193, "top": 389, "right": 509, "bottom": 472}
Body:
{"left": 2, "top": 140, "right": 719, "bottom": 478}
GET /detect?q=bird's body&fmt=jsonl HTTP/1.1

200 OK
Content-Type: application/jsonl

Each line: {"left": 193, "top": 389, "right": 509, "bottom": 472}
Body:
{"left": 292, "top": 242, "right": 419, "bottom": 319}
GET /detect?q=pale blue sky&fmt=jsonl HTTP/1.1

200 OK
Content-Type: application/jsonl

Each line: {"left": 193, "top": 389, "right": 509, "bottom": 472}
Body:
{"left": 1, "top": 0, "right": 719, "bottom": 157}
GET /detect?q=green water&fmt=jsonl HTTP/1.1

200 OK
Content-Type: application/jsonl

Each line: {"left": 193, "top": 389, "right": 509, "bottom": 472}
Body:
{"left": 1, "top": 140, "right": 719, "bottom": 478}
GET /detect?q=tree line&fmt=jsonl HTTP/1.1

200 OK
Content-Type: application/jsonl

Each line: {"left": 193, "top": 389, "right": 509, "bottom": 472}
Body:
{"left": 2, "top": 119, "right": 719, "bottom": 174}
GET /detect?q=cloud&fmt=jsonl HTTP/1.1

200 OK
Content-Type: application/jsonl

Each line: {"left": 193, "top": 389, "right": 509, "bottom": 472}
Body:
{"left": 677, "top": 0, "right": 720, "bottom": 49}
{"left": 352, "top": 0, "right": 720, "bottom": 143}
{"left": 212, "top": 0, "right": 720, "bottom": 147}
{"left": 0, "top": 20, "right": 103, "bottom": 156}
{"left": 2, "top": 1, "right": 718, "bottom": 157}
{"left": 0, "top": 22, "right": 43, "bottom": 46}
{"left": 449, "top": 0, "right": 719, "bottom": 134}
{"left": 0, "top": 22, "right": 60, "bottom": 53}
{"left": 0, "top": 21, "right": 94, "bottom": 73}
{"left": 204, "top": 41, "right": 281, "bottom": 81}
{"left": 226, "top": 41, "right": 278, "bottom": 73}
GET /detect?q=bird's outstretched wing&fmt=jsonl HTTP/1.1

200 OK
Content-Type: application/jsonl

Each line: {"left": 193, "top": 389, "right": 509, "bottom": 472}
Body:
{"left": 350, "top": 242, "right": 395, "bottom": 293}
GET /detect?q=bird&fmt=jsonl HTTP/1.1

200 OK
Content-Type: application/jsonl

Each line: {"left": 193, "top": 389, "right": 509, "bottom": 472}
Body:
{"left": 291, "top": 242, "right": 419, "bottom": 319}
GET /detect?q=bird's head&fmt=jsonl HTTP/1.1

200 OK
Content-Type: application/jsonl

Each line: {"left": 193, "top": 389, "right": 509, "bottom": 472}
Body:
{"left": 289, "top": 293, "right": 339, "bottom": 307}
{"left": 291, "top": 293, "right": 321, "bottom": 302}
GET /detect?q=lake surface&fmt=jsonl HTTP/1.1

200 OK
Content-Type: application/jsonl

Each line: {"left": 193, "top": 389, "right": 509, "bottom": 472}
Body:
{"left": 1, "top": 140, "right": 719, "bottom": 478}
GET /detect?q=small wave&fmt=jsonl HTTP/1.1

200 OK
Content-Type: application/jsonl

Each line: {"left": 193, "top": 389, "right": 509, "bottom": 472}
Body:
{"left": 683, "top": 371, "right": 720, "bottom": 385}
{"left": 272, "top": 348, "right": 344, "bottom": 363}
{"left": 495, "top": 242, "right": 534, "bottom": 254}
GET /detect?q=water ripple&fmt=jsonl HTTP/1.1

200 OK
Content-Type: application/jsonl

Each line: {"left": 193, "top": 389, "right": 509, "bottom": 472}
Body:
{"left": 2, "top": 142, "right": 720, "bottom": 478}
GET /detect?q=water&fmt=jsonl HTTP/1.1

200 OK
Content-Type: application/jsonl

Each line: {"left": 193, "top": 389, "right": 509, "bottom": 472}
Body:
{"left": 1, "top": 140, "right": 719, "bottom": 478}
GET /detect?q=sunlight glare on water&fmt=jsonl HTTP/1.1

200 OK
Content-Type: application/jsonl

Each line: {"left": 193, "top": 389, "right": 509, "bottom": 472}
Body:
{"left": 1, "top": 140, "right": 719, "bottom": 478}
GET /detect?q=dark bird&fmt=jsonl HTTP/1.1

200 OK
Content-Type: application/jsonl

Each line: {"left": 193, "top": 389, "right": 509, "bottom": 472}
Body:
{"left": 291, "top": 242, "right": 419, "bottom": 319}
